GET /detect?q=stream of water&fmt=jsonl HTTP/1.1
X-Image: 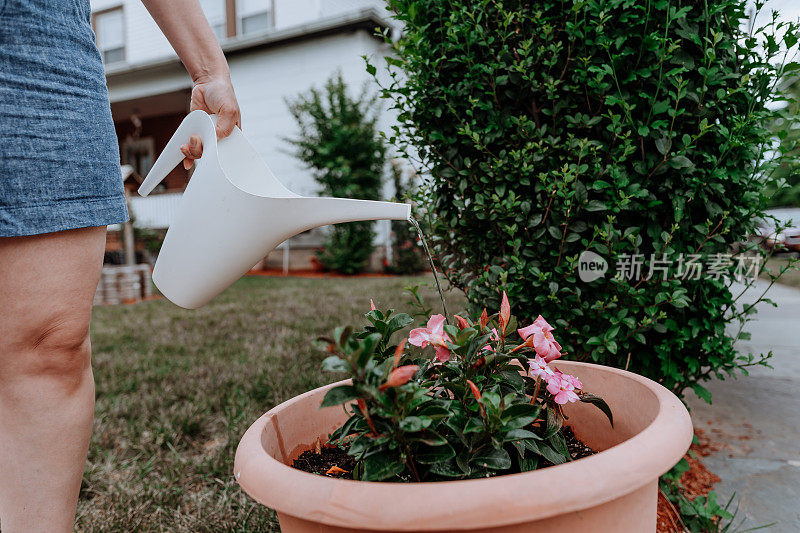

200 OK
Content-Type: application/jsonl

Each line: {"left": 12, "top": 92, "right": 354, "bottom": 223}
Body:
{"left": 408, "top": 217, "right": 449, "bottom": 321}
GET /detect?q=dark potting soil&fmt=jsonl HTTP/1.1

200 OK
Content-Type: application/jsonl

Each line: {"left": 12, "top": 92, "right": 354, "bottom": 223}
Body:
{"left": 561, "top": 425, "right": 596, "bottom": 460}
{"left": 292, "top": 445, "right": 356, "bottom": 479}
{"left": 291, "top": 426, "right": 597, "bottom": 479}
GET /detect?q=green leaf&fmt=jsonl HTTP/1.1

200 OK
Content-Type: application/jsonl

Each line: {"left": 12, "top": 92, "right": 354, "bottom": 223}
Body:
{"left": 519, "top": 455, "right": 539, "bottom": 472}
{"left": 337, "top": 326, "right": 353, "bottom": 347}
{"left": 464, "top": 417, "right": 485, "bottom": 434}
{"left": 523, "top": 438, "right": 542, "bottom": 455}
{"left": 537, "top": 443, "right": 567, "bottom": 465}
{"left": 386, "top": 313, "right": 414, "bottom": 333}
{"left": 549, "top": 433, "right": 570, "bottom": 457}
{"left": 321, "top": 356, "right": 351, "bottom": 373}
{"left": 428, "top": 459, "right": 463, "bottom": 477}
{"left": 670, "top": 155, "right": 694, "bottom": 169}
{"left": 415, "top": 443, "right": 456, "bottom": 464}
{"left": 472, "top": 447, "right": 512, "bottom": 470}
{"left": 544, "top": 406, "right": 562, "bottom": 437}
{"left": 320, "top": 385, "right": 360, "bottom": 408}
{"left": 362, "top": 450, "right": 405, "bottom": 481}
{"left": 579, "top": 393, "right": 614, "bottom": 427}
{"left": 409, "top": 430, "right": 448, "bottom": 446}
{"left": 502, "top": 403, "right": 541, "bottom": 429}
{"left": 503, "top": 428, "right": 539, "bottom": 442}
{"left": 416, "top": 404, "right": 450, "bottom": 420}
{"left": 585, "top": 200, "right": 607, "bottom": 212}
{"left": 399, "top": 416, "right": 431, "bottom": 432}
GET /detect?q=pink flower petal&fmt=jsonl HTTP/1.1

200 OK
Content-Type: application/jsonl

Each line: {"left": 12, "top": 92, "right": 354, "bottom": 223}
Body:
{"left": 427, "top": 314, "right": 447, "bottom": 335}
{"left": 543, "top": 350, "right": 561, "bottom": 363}
{"left": 408, "top": 328, "right": 430, "bottom": 348}
{"left": 434, "top": 344, "right": 451, "bottom": 362}
{"left": 518, "top": 324, "right": 539, "bottom": 340}
{"left": 565, "top": 390, "right": 580, "bottom": 403}
{"left": 533, "top": 315, "right": 554, "bottom": 332}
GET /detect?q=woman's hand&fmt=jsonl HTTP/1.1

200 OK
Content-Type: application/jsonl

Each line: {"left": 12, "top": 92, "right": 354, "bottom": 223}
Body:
{"left": 179, "top": 74, "right": 241, "bottom": 169}
{"left": 140, "top": 0, "right": 241, "bottom": 169}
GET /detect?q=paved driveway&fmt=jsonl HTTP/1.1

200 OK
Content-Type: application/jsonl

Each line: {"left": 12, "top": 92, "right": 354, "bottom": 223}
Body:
{"left": 685, "top": 280, "right": 800, "bottom": 532}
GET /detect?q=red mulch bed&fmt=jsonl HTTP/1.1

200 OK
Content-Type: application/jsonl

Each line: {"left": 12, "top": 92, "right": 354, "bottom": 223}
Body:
{"left": 657, "top": 428, "right": 721, "bottom": 532}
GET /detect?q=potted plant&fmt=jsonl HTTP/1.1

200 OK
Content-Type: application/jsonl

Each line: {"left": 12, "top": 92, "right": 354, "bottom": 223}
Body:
{"left": 235, "top": 294, "right": 692, "bottom": 532}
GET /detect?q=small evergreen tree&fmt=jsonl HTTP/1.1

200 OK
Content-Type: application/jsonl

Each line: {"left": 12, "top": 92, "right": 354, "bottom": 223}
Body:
{"left": 387, "top": 161, "right": 426, "bottom": 274}
{"left": 287, "top": 73, "right": 386, "bottom": 274}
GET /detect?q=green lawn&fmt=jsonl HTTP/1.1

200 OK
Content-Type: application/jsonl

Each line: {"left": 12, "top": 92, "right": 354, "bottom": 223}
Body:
{"left": 78, "top": 275, "right": 462, "bottom": 532}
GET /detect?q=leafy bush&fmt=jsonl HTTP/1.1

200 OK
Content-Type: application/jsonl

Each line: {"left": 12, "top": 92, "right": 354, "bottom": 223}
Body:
{"left": 287, "top": 73, "right": 386, "bottom": 274}
{"left": 767, "top": 79, "right": 800, "bottom": 207}
{"left": 374, "top": 0, "right": 800, "bottom": 399}
{"left": 318, "top": 292, "right": 612, "bottom": 481}
{"left": 386, "top": 161, "right": 427, "bottom": 274}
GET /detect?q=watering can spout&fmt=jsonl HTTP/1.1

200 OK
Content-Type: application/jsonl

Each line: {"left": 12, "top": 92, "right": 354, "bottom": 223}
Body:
{"left": 288, "top": 197, "right": 412, "bottom": 231}
{"left": 138, "top": 111, "right": 413, "bottom": 309}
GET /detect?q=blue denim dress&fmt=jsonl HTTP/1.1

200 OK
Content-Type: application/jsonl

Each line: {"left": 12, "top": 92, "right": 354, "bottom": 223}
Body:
{"left": 0, "top": 0, "right": 128, "bottom": 237}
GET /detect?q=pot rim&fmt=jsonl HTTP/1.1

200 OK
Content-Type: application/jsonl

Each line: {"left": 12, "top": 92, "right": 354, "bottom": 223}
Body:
{"left": 234, "top": 361, "right": 693, "bottom": 531}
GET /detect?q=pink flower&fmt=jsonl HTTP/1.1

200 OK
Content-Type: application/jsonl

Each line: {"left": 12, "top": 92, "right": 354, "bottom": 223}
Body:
{"left": 529, "top": 355, "right": 555, "bottom": 379}
{"left": 546, "top": 373, "right": 580, "bottom": 405}
{"left": 518, "top": 315, "right": 554, "bottom": 337}
{"left": 556, "top": 371, "right": 583, "bottom": 390}
{"left": 517, "top": 315, "right": 562, "bottom": 362}
{"left": 482, "top": 328, "right": 500, "bottom": 352}
{"left": 369, "top": 299, "right": 377, "bottom": 311}
{"left": 409, "top": 314, "right": 452, "bottom": 362}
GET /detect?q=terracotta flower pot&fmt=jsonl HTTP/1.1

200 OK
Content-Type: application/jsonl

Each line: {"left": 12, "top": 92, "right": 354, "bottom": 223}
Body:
{"left": 234, "top": 361, "right": 692, "bottom": 532}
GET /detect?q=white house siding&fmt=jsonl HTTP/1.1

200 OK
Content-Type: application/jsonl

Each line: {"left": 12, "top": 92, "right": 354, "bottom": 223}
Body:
{"left": 89, "top": 0, "right": 390, "bottom": 65}
{"left": 229, "top": 30, "right": 392, "bottom": 196}
{"left": 96, "top": 2, "right": 403, "bottom": 258}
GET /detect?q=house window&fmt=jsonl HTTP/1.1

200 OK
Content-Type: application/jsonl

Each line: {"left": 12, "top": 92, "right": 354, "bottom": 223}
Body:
{"left": 237, "top": 0, "right": 271, "bottom": 36}
{"left": 199, "top": 0, "right": 227, "bottom": 40}
{"left": 94, "top": 8, "right": 125, "bottom": 64}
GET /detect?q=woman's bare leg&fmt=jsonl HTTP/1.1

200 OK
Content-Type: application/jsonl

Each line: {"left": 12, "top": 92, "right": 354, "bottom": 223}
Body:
{"left": 0, "top": 227, "right": 106, "bottom": 533}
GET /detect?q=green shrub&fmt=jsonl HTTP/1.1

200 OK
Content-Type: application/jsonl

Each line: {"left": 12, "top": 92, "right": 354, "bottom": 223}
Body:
{"left": 287, "top": 73, "right": 386, "bottom": 274}
{"left": 387, "top": 161, "right": 427, "bottom": 274}
{"left": 767, "top": 78, "right": 800, "bottom": 207}
{"left": 374, "top": 0, "right": 800, "bottom": 400}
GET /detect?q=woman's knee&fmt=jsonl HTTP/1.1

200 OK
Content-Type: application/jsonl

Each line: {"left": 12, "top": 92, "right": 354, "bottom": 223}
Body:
{"left": 1, "top": 308, "right": 92, "bottom": 385}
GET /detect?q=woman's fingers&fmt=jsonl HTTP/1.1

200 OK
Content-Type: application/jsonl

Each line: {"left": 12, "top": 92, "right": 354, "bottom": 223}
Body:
{"left": 180, "top": 135, "right": 203, "bottom": 169}
{"left": 215, "top": 107, "right": 239, "bottom": 139}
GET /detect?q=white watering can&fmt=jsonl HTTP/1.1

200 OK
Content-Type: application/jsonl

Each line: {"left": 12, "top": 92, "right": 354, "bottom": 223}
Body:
{"left": 137, "top": 110, "right": 411, "bottom": 309}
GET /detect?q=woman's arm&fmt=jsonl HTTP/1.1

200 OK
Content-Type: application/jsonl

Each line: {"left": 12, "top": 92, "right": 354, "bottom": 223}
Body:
{"left": 141, "top": 0, "right": 241, "bottom": 167}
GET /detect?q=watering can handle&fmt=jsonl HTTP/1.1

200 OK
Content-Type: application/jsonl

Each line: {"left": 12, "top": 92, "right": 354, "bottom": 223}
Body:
{"left": 138, "top": 110, "right": 219, "bottom": 197}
